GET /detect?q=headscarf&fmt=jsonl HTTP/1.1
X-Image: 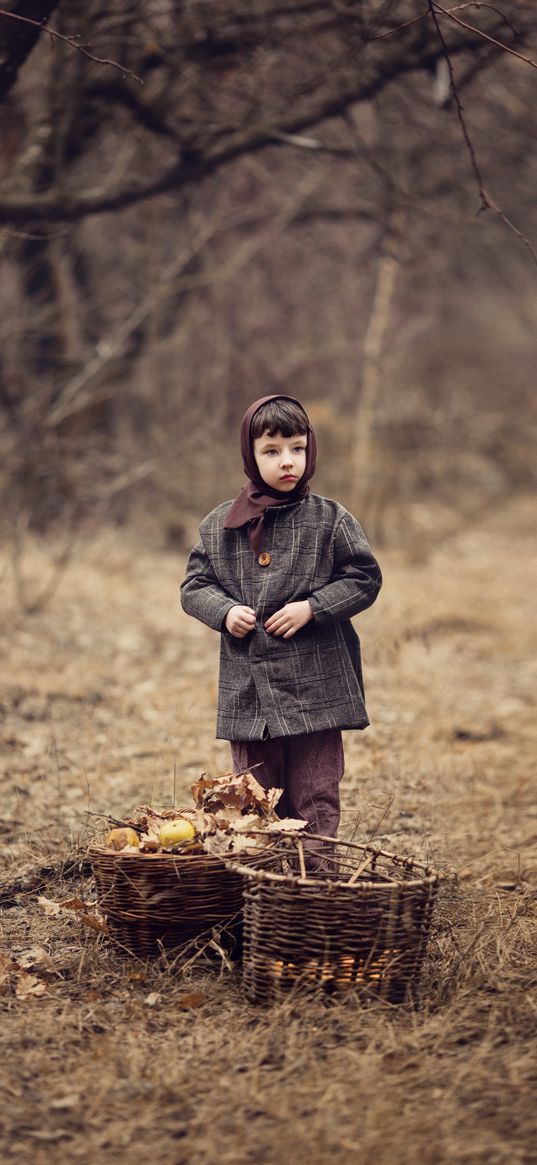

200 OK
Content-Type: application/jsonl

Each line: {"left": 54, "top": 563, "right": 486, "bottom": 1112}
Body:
{"left": 223, "top": 394, "right": 317, "bottom": 553}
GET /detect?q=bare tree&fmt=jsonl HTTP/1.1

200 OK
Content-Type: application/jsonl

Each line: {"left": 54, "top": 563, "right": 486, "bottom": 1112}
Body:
{"left": 0, "top": 0, "right": 536, "bottom": 598}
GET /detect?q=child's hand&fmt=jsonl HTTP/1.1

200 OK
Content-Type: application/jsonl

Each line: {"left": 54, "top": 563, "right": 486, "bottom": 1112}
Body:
{"left": 264, "top": 600, "right": 313, "bottom": 639}
{"left": 225, "top": 605, "right": 257, "bottom": 638}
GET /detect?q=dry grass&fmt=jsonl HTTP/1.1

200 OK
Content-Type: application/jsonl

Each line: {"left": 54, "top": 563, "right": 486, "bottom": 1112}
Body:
{"left": 1, "top": 494, "right": 536, "bottom": 1165}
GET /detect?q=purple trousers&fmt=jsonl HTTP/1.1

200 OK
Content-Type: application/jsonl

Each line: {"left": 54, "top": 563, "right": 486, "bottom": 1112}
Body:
{"left": 230, "top": 729, "right": 344, "bottom": 839}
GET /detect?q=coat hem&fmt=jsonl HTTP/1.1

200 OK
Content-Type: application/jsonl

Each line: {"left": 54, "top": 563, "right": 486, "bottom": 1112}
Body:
{"left": 216, "top": 718, "right": 370, "bottom": 742}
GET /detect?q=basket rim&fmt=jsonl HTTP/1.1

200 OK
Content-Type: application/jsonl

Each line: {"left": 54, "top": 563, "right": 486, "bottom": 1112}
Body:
{"left": 88, "top": 845, "right": 220, "bottom": 862}
{"left": 87, "top": 844, "right": 261, "bottom": 863}
{"left": 224, "top": 838, "right": 440, "bottom": 891}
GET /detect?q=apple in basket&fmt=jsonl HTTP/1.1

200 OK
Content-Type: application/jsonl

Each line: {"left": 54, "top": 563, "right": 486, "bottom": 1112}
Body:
{"left": 158, "top": 818, "right": 196, "bottom": 848}
{"left": 106, "top": 827, "right": 140, "bottom": 850}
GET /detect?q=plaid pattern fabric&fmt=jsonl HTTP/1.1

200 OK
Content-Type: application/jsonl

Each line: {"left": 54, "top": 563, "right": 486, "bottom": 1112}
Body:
{"left": 180, "top": 494, "right": 382, "bottom": 741}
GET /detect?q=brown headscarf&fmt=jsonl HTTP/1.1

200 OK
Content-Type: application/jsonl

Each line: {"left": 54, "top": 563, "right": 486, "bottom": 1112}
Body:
{"left": 223, "top": 394, "right": 317, "bottom": 553}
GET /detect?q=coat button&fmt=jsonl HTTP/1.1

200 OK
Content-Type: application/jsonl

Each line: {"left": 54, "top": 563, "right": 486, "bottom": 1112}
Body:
{"left": 258, "top": 551, "right": 271, "bottom": 566}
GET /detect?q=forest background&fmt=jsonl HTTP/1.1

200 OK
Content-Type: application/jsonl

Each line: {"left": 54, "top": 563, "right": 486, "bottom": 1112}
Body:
{"left": 1, "top": 0, "right": 536, "bottom": 568}
{"left": 1, "top": 5, "right": 536, "bottom": 1165}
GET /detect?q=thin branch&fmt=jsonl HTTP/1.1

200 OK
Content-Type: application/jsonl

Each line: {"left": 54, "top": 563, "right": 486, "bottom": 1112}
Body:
{"left": 294, "top": 8, "right": 431, "bottom": 95}
{"left": 446, "top": 3, "right": 518, "bottom": 39}
{"left": 0, "top": 8, "right": 143, "bottom": 84}
{"left": 0, "top": 38, "right": 483, "bottom": 225}
{"left": 433, "top": 1, "right": 537, "bottom": 71}
{"left": 369, "top": 10, "right": 430, "bottom": 41}
{"left": 429, "top": 4, "right": 488, "bottom": 209}
{"left": 428, "top": 1, "right": 537, "bottom": 268}
{"left": 47, "top": 220, "right": 220, "bottom": 427}
{"left": 47, "top": 174, "right": 325, "bottom": 428}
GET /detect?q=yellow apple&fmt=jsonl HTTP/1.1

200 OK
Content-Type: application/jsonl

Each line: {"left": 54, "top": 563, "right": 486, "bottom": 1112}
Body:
{"left": 159, "top": 818, "right": 196, "bottom": 847}
{"left": 106, "top": 827, "right": 140, "bottom": 850}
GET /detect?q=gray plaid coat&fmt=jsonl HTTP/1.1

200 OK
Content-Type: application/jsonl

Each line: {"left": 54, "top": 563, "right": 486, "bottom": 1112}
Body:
{"left": 180, "top": 493, "right": 382, "bottom": 741}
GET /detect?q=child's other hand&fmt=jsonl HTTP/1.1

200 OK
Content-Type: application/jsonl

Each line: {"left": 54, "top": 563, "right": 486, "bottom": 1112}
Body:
{"left": 264, "top": 600, "right": 313, "bottom": 639}
{"left": 225, "top": 605, "right": 257, "bottom": 638}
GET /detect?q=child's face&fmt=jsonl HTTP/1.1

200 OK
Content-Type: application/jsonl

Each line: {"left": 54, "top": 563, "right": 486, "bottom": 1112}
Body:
{"left": 253, "top": 429, "right": 307, "bottom": 491}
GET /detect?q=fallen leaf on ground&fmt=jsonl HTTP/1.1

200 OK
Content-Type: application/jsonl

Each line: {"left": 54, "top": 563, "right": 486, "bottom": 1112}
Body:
{"left": 38, "top": 896, "right": 61, "bottom": 917}
{"left": 15, "top": 972, "right": 47, "bottom": 998}
{"left": 38, "top": 895, "right": 108, "bottom": 934}
{"left": 18, "top": 946, "right": 56, "bottom": 972}
{"left": 49, "top": 1094, "right": 80, "bottom": 1110}
{"left": 0, "top": 953, "right": 19, "bottom": 973}
{"left": 144, "top": 991, "right": 161, "bottom": 1007}
{"left": 176, "top": 991, "right": 207, "bottom": 1009}
{"left": 0, "top": 956, "right": 18, "bottom": 995}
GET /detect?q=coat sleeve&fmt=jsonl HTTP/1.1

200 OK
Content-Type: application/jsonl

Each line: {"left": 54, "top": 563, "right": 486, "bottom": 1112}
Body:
{"left": 307, "top": 511, "right": 382, "bottom": 624}
{"left": 180, "top": 540, "right": 238, "bottom": 632}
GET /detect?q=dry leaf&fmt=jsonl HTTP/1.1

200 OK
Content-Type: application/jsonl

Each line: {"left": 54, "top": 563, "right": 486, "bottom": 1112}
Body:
{"left": 15, "top": 972, "right": 47, "bottom": 999}
{"left": 176, "top": 991, "right": 207, "bottom": 1009}
{"left": 38, "top": 895, "right": 108, "bottom": 935}
{"left": 0, "top": 953, "right": 19, "bottom": 973}
{"left": 202, "top": 832, "right": 232, "bottom": 856}
{"left": 265, "top": 818, "right": 307, "bottom": 833}
{"left": 104, "top": 776, "right": 301, "bottom": 860}
{"left": 77, "top": 911, "right": 108, "bottom": 935}
{"left": 38, "top": 896, "right": 61, "bottom": 917}
{"left": 144, "top": 991, "right": 161, "bottom": 1007}
{"left": 49, "top": 1094, "right": 80, "bottom": 1110}
{"left": 191, "top": 771, "right": 283, "bottom": 816}
{"left": 0, "top": 954, "right": 20, "bottom": 995}
{"left": 230, "top": 834, "right": 267, "bottom": 853}
{"left": 231, "top": 813, "right": 265, "bottom": 833}
{"left": 18, "top": 947, "right": 56, "bottom": 972}
{"left": 203, "top": 831, "right": 265, "bottom": 856}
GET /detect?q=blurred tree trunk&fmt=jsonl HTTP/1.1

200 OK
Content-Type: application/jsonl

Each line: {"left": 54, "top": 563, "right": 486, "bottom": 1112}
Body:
{"left": 350, "top": 213, "right": 402, "bottom": 531}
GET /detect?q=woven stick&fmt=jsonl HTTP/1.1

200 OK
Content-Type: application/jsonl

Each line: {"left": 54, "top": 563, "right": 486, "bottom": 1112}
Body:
{"left": 297, "top": 840, "right": 307, "bottom": 880}
{"left": 347, "top": 796, "right": 394, "bottom": 884}
{"left": 85, "top": 810, "right": 144, "bottom": 833}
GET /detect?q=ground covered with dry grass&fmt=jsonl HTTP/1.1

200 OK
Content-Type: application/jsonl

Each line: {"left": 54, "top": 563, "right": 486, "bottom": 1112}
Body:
{"left": 1, "top": 495, "right": 536, "bottom": 1165}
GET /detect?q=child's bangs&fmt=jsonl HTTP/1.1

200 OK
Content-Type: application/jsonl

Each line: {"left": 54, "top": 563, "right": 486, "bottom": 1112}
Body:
{"left": 251, "top": 399, "right": 308, "bottom": 439}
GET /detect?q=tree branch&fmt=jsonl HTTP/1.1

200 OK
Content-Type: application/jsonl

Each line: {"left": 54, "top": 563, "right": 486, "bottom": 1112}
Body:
{"left": 0, "top": 0, "right": 59, "bottom": 101}
{"left": 0, "top": 31, "right": 492, "bottom": 225}
{"left": 428, "top": 1, "right": 537, "bottom": 267}
{"left": 433, "top": 2, "right": 537, "bottom": 71}
{"left": 0, "top": 6, "right": 143, "bottom": 84}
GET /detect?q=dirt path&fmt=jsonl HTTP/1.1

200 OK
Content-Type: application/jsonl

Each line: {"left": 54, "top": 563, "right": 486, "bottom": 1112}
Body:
{"left": 1, "top": 496, "right": 536, "bottom": 1165}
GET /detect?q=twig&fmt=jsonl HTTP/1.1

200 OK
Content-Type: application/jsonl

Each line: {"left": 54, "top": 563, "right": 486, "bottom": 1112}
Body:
{"left": 446, "top": 3, "right": 518, "bottom": 39}
{"left": 433, "top": 2, "right": 537, "bottom": 72}
{"left": 0, "top": 8, "right": 143, "bottom": 84}
{"left": 84, "top": 811, "right": 143, "bottom": 834}
{"left": 347, "top": 796, "right": 395, "bottom": 884}
{"left": 229, "top": 763, "right": 264, "bottom": 778}
{"left": 369, "top": 10, "right": 430, "bottom": 42}
{"left": 297, "top": 840, "right": 307, "bottom": 880}
{"left": 428, "top": 1, "right": 537, "bottom": 268}
{"left": 8, "top": 510, "right": 79, "bottom": 615}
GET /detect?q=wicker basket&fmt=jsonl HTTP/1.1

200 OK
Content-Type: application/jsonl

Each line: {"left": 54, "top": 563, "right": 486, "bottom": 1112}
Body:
{"left": 89, "top": 846, "right": 248, "bottom": 958}
{"left": 229, "top": 839, "right": 439, "bottom": 1004}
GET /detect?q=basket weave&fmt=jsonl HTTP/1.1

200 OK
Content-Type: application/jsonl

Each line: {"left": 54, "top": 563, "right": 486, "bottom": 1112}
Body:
{"left": 89, "top": 846, "right": 247, "bottom": 958}
{"left": 229, "top": 839, "right": 439, "bottom": 1003}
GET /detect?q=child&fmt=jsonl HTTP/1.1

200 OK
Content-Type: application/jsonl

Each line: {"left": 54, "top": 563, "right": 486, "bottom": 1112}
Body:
{"left": 180, "top": 394, "right": 382, "bottom": 841}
